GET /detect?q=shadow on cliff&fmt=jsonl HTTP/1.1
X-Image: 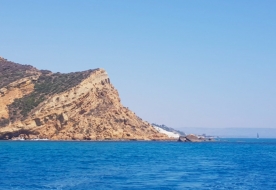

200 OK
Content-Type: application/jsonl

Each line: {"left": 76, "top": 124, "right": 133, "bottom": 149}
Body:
{"left": 0, "top": 129, "right": 39, "bottom": 140}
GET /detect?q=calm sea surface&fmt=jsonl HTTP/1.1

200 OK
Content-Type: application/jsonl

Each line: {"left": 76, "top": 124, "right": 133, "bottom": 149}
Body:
{"left": 1, "top": 139, "right": 276, "bottom": 190}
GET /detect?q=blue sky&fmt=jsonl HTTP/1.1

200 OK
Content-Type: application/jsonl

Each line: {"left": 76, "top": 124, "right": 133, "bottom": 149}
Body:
{"left": 0, "top": 0, "right": 275, "bottom": 131}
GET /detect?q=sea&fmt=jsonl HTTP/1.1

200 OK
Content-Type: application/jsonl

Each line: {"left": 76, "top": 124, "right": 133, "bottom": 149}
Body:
{"left": 1, "top": 139, "right": 276, "bottom": 190}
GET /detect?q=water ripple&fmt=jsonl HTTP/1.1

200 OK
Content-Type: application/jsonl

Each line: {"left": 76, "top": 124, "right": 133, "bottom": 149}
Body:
{"left": 0, "top": 139, "right": 276, "bottom": 189}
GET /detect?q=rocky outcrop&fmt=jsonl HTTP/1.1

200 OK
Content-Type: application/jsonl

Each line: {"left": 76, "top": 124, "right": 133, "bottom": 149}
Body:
{"left": 178, "top": 134, "right": 214, "bottom": 142}
{"left": 0, "top": 57, "right": 170, "bottom": 141}
{"left": 152, "top": 123, "right": 185, "bottom": 136}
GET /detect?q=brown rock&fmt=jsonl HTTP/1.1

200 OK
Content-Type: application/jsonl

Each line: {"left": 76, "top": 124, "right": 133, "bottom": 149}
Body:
{"left": 0, "top": 58, "right": 169, "bottom": 141}
{"left": 178, "top": 134, "right": 202, "bottom": 142}
{"left": 185, "top": 134, "right": 201, "bottom": 142}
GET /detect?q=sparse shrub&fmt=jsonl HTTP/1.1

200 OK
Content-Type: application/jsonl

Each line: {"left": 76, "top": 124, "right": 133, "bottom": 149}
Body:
{"left": 8, "top": 69, "right": 95, "bottom": 120}
{"left": 0, "top": 118, "right": 9, "bottom": 127}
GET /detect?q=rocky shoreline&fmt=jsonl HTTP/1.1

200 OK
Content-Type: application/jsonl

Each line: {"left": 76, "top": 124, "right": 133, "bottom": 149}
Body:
{"left": 5, "top": 133, "right": 216, "bottom": 142}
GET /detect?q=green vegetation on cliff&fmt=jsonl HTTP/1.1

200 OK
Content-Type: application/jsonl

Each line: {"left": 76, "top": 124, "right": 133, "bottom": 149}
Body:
{"left": 0, "top": 58, "right": 38, "bottom": 89}
{"left": 8, "top": 70, "right": 95, "bottom": 121}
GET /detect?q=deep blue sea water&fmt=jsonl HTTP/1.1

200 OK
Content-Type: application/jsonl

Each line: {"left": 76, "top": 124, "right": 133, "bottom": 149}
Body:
{"left": 1, "top": 139, "right": 276, "bottom": 190}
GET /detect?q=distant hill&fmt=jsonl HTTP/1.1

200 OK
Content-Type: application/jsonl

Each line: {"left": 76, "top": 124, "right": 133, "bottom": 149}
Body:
{"left": 152, "top": 123, "right": 186, "bottom": 136}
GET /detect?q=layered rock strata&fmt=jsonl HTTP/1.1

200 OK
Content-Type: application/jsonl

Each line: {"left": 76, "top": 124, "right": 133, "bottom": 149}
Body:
{"left": 0, "top": 58, "right": 169, "bottom": 140}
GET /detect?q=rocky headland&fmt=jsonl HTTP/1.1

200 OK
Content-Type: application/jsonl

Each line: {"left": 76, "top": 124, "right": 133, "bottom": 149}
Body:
{"left": 0, "top": 57, "right": 170, "bottom": 141}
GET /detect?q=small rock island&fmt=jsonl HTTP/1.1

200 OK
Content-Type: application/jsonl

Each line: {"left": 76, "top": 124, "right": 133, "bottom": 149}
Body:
{"left": 178, "top": 134, "right": 214, "bottom": 142}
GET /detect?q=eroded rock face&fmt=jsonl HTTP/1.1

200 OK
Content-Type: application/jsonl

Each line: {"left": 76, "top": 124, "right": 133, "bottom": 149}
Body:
{"left": 0, "top": 58, "right": 169, "bottom": 140}
{"left": 0, "top": 76, "right": 40, "bottom": 121}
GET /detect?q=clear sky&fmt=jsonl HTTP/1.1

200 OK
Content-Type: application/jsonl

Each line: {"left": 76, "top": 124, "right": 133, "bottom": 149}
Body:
{"left": 1, "top": 0, "right": 275, "bottom": 131}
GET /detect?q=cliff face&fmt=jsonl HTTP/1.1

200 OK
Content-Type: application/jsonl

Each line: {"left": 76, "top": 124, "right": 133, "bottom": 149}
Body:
{"left": 0, "top": 57, "right": 169, "bottom": 140}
